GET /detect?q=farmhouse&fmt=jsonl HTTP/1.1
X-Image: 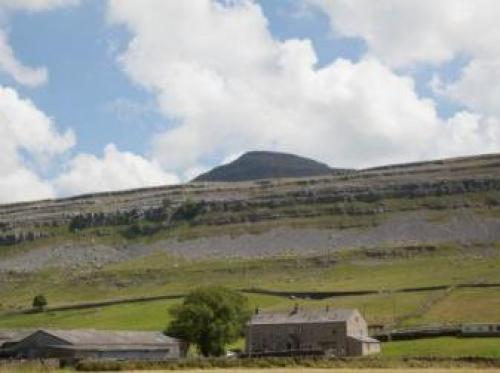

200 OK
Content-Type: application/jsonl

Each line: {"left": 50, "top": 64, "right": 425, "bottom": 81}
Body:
{"left": 4, "top": 329, "right": 186, "bottom": 361}
{"left": 246, "top": 306, "right": 380, "bottom": 357}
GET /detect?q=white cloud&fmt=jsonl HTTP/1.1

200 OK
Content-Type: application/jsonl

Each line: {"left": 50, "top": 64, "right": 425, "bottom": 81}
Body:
{"left": 307, "top": 0, "right": 500, "bottom": 67}
{"left": 0, "top": 0, "right": 78, "bottom": 86}
{"left": 0, "top": 85, "right": 75, "bottom": 203}
{"left": 0, "top": 168, "right": 54, "bottom": 204}
{"left": 108, "top": 0, "right": 500, "bottom": 173}
{"left": 54, "top": 144, "right": 179, "bottom": 196}
{"left": 0, "top": 84, "right": 178, "bottom": 202}
{"left": 437, "top": 58, "right": 500, "bottom": 117}
{"left": 308, "top": 0, "right": 500, "bottom": 129}
{"left": 0, "top": 28, "right": 47, "bottom": 86}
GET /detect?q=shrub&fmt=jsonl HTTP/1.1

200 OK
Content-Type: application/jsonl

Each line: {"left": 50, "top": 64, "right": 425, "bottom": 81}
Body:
{"left": 32, "top": 294, "right": 47, "bottom": 311}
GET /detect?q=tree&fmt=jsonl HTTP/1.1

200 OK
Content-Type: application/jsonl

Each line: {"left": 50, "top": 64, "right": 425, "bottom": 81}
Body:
{"left": 32, "top": 295, "right": 47, "bottom": 311}
{"left": 166, "top": 286, "right": 251, "bottom": 357}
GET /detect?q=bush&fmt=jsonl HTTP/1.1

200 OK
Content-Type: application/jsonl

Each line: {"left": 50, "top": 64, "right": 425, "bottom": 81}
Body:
{"left": 32, "top": 295, "right": 47, "bottom": 312}
{"left": 171, "top": 200, "right": 205, "bottom": 222}
{"left": 166, "top": 286, "right": 251, "bottom": 357}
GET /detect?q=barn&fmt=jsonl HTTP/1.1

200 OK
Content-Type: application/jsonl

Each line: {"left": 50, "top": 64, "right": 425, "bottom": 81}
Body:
{"left": 245, "top": 306, "right": 380, "bottom": 357}
{"left": 0, "top": 329, "right": 34, "bottom": 357}
{"left": 7, "top": 329, "right": 186, "bottom": 361}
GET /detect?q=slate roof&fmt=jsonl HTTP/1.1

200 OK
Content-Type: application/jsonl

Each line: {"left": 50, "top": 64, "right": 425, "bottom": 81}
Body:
{"left": 248, "top": 308, "right": 357, "bottom": 325}
{"left": 48, "top": 344, "right": 172, "bottom": 352}
{"left": 34, "top": 329, "right": 180, "bottom": 346}
{"left": 0, "top": 329, "right": 35, "bottom": 347}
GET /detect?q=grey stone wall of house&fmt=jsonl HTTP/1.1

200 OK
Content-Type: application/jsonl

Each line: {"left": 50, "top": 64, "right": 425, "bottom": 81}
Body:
{"left": 246, "top": 321, "right": 348, "bottom": 356}
{"left": 245, "top": 308, "right": 380, "bottom": 357}
{"left": 346, "top": 311, "right": 368, "bottom": 338}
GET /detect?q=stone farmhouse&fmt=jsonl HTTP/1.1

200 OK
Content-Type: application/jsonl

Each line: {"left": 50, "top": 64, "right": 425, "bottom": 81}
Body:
{"left": 1, "top": 329, "right": 186, "bottom": 361}
{"left": 245, "top": 306, "right": 380, "bottom": 357}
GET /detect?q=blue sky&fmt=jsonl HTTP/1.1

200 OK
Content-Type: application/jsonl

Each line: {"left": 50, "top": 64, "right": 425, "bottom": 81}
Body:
{"left": 5, "top": 1, "right": 155, "bottom": 160}
{"left": 6, "top": 0, "right": 368, "bottom": 161}
{"left": 1, "top": 0, "right": 500, "bottom": 202}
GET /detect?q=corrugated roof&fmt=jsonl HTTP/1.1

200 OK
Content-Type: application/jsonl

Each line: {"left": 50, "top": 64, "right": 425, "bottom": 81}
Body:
{"left": 35, "top": 329, "right": 180, "bottom": 346}
{"left": 248, "top": 308, "right": 357, "bottom": 325}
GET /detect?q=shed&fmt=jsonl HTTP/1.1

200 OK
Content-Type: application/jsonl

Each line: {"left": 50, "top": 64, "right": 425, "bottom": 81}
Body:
{"left": 0, "top": 330, "right": 35, "bottom": 357}
{"left": 347, "top": 335, "right": 381, "bottom": 355}
{"left": 9, "top": 329, "right": 186, "bottom": 361}
{"left": 460, "top": 323, "right": 500, "bottom": 337}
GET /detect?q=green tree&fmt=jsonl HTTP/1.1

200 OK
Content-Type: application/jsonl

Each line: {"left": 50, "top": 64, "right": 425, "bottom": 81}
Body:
{"left": 166, "top": 286, "right": 251, "bottom": 357}
{"left": 32, "top": 295, "right": 47, "bottom": 311}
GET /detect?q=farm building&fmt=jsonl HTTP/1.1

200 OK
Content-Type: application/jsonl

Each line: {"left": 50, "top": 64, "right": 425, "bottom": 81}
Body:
{"left": 460, "top": 323, "right": 500, "bottom": 337}
{"left": 4, "top": 329, "right": 186, "bottom": 361}
{"left": 0, "top": 330, "right": 34, "bottom": 357}
{"left": 245, "top": 306, "right": 380, "bottom": 357}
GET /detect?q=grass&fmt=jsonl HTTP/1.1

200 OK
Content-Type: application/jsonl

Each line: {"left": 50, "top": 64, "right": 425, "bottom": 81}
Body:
{"left": 0, "top": 298, "right": 180, "bottom": 330}
{"left": 0, "top": 289, "right": 485, "bottom": 333}
{"left": 1, "top": 244, "right": 499, "bottom": 326}
{"left": 382, "top": 337, "right": 500, "bottom": 358}
{"left": 0, "top": 232, "right": 499, "bottom": 341}
{"left": 0, "top": 361, "right": 68, "bottom": 372}
{"left": 405, "top": 288, "right": 500, "bottom": 325}
{"left": 0, "top": 291, "right": 440, "bottom": 330}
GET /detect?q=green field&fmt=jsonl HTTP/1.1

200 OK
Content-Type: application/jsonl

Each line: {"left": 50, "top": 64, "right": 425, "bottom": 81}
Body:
{"left": 1, "top": 242, "right": 500, "bottom": 333}
{"left": 0, "top": 239, "right": 499, "bottom": 364}
{"left": 0, "top": 291, "right": 444, "bottom": 330}
{"left": 382, "top": 337, "right": 500, "bottom": 358}
{"left": 2, "top": 243, "right": 500, "bottom": 308}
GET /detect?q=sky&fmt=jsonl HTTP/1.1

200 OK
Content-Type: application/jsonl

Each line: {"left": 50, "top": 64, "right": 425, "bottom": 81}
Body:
{"left": 1, "top": 0, "right": 500, "bottom": 203}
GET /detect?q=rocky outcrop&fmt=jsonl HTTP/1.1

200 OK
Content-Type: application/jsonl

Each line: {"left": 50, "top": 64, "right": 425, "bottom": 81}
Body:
{"left": 2, "top": 152, "right": 500, "bottom": 247}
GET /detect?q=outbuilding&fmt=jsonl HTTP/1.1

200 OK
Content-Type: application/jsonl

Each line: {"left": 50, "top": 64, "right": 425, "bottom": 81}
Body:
{"left": 7, "top": 329, "right": 186, "bottom": 361}
{"left": 460, "top": 323, "right": 500, "bottom": 337}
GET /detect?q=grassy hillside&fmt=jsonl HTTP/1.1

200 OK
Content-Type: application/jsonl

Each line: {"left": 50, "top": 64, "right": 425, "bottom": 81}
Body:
{"left": 1, "top": 243, "right": 499, "bottom": 331}
{"left": 2, "top": 243, "right": 500, "bottom": 308}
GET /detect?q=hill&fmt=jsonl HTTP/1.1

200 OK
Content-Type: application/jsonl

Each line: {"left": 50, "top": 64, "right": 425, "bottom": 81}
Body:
{"left": 2, "top": 152, "right": 500, "bottom": 270}
{"left": 193, "top": 151, "right": 349, "bottom": 182}
{"left": 1, "top": 152, "right": 500, "bottom": 333}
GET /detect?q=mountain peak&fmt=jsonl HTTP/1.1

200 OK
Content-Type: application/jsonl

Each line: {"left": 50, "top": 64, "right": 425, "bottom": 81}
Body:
{"left": 193, "top": 151, "right": 350, "bottom": 182}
